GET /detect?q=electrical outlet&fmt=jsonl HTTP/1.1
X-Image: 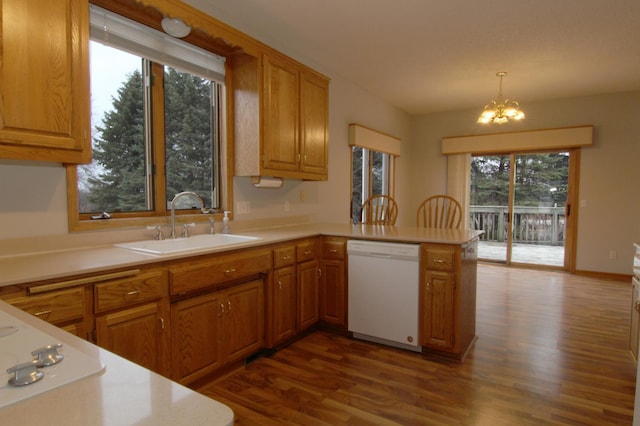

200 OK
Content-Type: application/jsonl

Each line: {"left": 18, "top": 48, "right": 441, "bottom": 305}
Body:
{"left": 609, "top": 250, "right": 617, "bottom": 260}
{"left": 300, "top": 190, "right": 306, "bottom": 202}
{"left": 284, "top": 200, "right": 290, "bottom": 212}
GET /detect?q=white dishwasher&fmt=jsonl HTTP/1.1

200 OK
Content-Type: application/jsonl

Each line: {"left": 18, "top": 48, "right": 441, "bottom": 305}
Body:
{"left": 347, "top": 240, "right": 422, "bottom": 352}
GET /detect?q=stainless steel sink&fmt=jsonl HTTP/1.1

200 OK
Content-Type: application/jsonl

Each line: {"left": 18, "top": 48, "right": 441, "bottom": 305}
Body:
{"left": 114, "top": 233, "right": 262, "bottom": 255}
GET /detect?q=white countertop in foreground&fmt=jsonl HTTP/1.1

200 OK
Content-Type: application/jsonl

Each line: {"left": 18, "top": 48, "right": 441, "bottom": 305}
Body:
{"left": 0, "top": 223, "right": 482, "bottom": 287}
{"left": 0, "top": 300, "right": 234, "bottom": 425}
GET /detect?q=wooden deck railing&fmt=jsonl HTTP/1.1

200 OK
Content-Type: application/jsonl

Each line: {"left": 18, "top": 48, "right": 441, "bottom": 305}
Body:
{"left": 470, "top": 206, "right": 565, "bottom": 246}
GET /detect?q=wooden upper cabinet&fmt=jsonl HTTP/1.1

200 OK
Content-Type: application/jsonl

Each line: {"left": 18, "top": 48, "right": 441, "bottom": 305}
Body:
{"left": 233, "top": 50, "right": 329, "bottom": 181}
{"left": 263, "top": 53, "right": 300, "bottom": 173}
{"left": 262, "top": 52, "right": 328, "bottom": 180}
{"left": 0, "top": 0, "right": 91, "bottom": 163}
{"left": 299, "top": 71, "right": 328, "bottom": 177}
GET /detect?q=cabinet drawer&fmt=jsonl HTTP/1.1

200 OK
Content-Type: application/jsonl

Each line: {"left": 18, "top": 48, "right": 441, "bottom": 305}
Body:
{"left": 273, "top": 245, "right": 296, "bottom": 269}
{"left": 170, "top": 248, "right": 272, "bottom": 295}
{"left": 95, "top": 269, "right": 167, "bottom": 313}
{"left": 424, "top": 248, "right": 455, "bottom": 272}
{"left": 323, "top": 238, "right": 346, "bottom": 260}
{"left": 297, "top": 240, "right": 318, "bottom": 262}
{"left": 6, "top": 286, "right": 86, "bottom": 325}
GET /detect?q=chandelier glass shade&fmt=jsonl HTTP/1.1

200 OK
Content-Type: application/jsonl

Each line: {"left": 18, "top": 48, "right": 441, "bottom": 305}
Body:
{"left": 478, "top": 72, "right": 525, "bottom": 124}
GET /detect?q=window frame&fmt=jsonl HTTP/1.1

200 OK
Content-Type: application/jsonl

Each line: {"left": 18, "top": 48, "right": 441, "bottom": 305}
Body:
{"left": 66, "top": 6, "right": 233, "bottom": 232}
{"left": 350, "top": 146, "right": 396, "bottom": 224}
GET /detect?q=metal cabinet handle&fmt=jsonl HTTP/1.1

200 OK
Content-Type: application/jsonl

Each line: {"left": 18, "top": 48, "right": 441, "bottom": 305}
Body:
{"left": 227, "top": 300, "right": 232, "bottom": 312}
{"left": 33, "top": 310, "right": 53, "bottom": 317}
{"left": 278, "top": 280, "right": 282, "bottom": 290}
{"left": 329, "top": 249, "right": 337, "bottom": 253}
{"left": 125, "top": 289, "right": 140, "bottom": 296}
{"left": 224, "top": 268, "right": 237, "bottom": 275}
{"left": 635, "top": 300, "right": 640, "bottom": 313}
{"left": 433, "top": 258, "right": 445, "bottom": 264}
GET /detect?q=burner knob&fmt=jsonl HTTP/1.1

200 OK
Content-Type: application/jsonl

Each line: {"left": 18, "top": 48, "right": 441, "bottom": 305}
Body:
{"left": 32, "top": 343, "right": 64, "bottom": 367}
{"left": 6, "top": 360, "right": 44, "bottom": 386}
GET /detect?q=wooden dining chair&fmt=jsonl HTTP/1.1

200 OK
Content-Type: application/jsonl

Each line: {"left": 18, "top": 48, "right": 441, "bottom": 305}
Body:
{"left": 416, "top": 195, "right": 462, "bottom": 229}
{"left": 360, "top": 194, "right": 398, "bottom": 225}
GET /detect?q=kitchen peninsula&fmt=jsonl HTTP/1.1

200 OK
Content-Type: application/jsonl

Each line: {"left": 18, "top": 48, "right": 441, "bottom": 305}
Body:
{"left": 0, "top": 300, "right": 234, "bottom": 425}
{"left": 0, "top": 222, "right": 481, "bottom": 419}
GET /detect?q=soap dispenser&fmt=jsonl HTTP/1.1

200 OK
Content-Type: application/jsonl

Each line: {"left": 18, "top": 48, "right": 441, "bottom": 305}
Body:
{"left": 222, "top": 211, "right": 231, "bottom": 234}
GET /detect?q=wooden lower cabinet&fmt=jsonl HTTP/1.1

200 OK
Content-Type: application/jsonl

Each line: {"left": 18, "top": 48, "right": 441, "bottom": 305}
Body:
{"left": 420, "top": 241, "right": 477, "bottom": 358}
{"left": 171, "top": 279, "right": 264, "bottom": 384}
{"left": 421, "top": 270, "right": 455, "bottom": 349}
{"left": 269, "top": 265, "right": 297, "bottom": 346}
{"left": 95, "top": 301, "right": 168, "bottom": 375}
{"left": 320, "top": 237, "right": 347, "bottom": 328}
{"left": 2, "top": 285, "right": 92, "bottom": 340}
{"left": 297, "top": 259, "right": 320, "bottom": 331}
{"left": 94, "top": 269, "right": 170, "bottom": 376}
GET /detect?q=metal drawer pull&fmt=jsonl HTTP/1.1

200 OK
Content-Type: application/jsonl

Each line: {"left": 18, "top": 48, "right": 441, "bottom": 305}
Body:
{"left": 33, "top": 310, "right": 53, "bottom": 317}
{"left": 125, "top": 290, "right": 140, "bottom": 296}
{"left": 282, "top": 255, "right": 292, "bottom": 261}
{"left": 329, "top": 249, "right": 338, "bottom": 253}
{"left": 278, "top": 281, "right": 282, "bottom": 289}
{"left": 304, "top": 250, "right": 312, "bottom": 255}
{"left": 433, "top": 258, "right": 446, "bottom": 264}
{"left": 224, "top": 268, "right": 237, "bottom": 274}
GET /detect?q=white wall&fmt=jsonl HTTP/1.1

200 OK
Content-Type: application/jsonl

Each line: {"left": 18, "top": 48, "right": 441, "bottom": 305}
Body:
{"left": 0, "top": 91, "right": 637, "bottom": 275}
{"left": 408, "top": 90, "right": 640, "bottom": 275}
{"left": 231, "top": 74, "right": 411, "bottom": 226}
{"left": 0, "top": 71, "right": 411, "bottom": 241}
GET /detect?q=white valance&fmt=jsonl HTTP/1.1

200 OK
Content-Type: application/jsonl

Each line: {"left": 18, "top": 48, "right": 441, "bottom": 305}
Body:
{"left": 349, "top": 124, "right": 401, "bottom": 156}
{"left": 442, "top": 125, "right": 593, "bottom": 155}
{"left": 90, "top": 4, "right": 226, "bottom": 83}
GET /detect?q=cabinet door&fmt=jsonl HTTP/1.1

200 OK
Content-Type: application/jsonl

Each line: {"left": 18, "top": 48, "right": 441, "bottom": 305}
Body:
{"left": 320, "top": 259, "right": 346, "bottom": 327}
{"left": 299, "top": 71, "right": 328, "bottom": 178}
{"left": 421, "top": 270, "right": 455, "bottom": 349}
{"left": 298, "top": 260, "right": 319, "bottom": 331}
{"left": 171, "top": 294, "right": 223, "bottom": 383}
{"left": 223, "top": 279, "right": 264, "bottom": 362}
{"left": 0, "top": 0, "right": 90, "bottom": 163}
{"left": 96, "top": 302, "right": 167, "bottom": 375}
{"left": 269, "top": 266, "right": 297, "bottom": 346}
{"left": 262, "top": 53, "right": 299, "bottom": 173}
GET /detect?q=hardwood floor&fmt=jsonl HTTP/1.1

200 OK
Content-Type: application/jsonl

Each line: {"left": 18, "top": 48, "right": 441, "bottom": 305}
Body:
{"left": 198, "top": 264, "right": 637, "bottom": 425}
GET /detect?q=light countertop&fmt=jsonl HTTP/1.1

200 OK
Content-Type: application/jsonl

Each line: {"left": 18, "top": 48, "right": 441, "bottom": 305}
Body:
{"left": 0, "top": 222, "right": 483, "bottom": 287}
{"left": 0, "top": 300, "right": 234, "bottom": 425}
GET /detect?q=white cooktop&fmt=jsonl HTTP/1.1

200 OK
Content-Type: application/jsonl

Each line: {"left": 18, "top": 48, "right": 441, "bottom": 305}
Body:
{"left": 0, "top": 310, "right": 105, "bottom": 408}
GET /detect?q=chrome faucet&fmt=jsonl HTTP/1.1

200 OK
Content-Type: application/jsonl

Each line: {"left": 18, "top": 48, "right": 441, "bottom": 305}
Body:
{"left": 169, "top": 191, "right": 205, "bottom": 239}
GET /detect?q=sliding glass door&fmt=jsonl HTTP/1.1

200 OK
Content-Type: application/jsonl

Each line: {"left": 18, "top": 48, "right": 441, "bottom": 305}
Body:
{"left": 471, "top": 151, "right": 574, "bottom": 269}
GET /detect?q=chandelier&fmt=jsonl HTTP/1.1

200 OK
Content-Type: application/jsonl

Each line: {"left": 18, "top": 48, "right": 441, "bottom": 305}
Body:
{"left": 477, "top": 72, "right": 525, "bottom": 124}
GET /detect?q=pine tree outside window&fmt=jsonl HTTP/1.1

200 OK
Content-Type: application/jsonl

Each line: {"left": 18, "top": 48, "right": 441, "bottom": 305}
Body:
{"left": 351, "top": 147, "right": 394, "bottom": 224}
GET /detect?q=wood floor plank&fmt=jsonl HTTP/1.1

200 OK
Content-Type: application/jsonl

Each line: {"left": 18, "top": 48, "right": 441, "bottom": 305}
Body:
{"left": 198, "top": 265, "right": 637, "bottom": 425}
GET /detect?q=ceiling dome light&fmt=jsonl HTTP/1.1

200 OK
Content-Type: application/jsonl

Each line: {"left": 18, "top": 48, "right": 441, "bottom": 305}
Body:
{"left": 477, "top": 72, "right": 525, "bottom": 124}
{"left": 161, "top": 17, "right": 191, "bottom": 38}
